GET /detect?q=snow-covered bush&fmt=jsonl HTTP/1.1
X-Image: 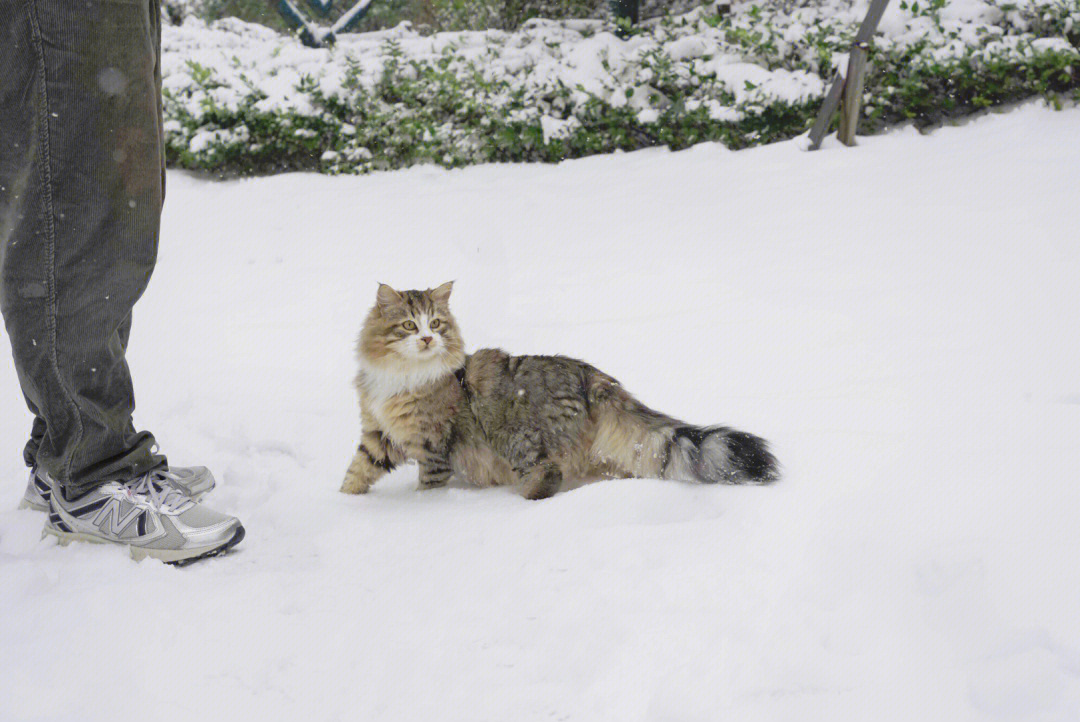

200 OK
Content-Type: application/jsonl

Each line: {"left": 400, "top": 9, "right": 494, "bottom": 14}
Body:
{"left": 161, "top": 0, "right": 1080, "bottom": 174}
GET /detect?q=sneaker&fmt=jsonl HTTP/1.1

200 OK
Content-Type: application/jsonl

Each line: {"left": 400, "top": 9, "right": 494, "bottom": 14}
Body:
{"left": 43, "top": 471, "right": 244, "bottom": 565}
{"left": 19, "top": 465, "right": 215, "bottom": 512}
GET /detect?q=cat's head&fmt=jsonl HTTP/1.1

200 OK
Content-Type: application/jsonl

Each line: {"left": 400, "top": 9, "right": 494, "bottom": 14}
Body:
{"left": 359, "top": 282, "right": 465, "bottom": 370}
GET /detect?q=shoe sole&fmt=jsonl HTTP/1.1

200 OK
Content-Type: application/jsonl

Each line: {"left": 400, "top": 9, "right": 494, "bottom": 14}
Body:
{"left": 168, "top": 524, "right": 245, "bottom": 567}
{"left": 42, "top": 523, "right": 245, "bottom": 565}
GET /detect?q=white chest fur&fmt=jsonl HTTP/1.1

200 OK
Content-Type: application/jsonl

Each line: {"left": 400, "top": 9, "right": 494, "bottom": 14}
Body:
{"left": 357, "top": 359, "right": 463, "bottom": 446}
{"left": 357, "top": 359, "right": 455, "bottom": 401}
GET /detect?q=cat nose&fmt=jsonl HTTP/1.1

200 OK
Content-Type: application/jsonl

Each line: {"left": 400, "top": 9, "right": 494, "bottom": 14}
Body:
{"left": 421, "top": 336, "right": 433, "bottom": 345}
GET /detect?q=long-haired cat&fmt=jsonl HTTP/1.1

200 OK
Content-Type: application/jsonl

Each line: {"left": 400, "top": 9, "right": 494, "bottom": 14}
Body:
{"left": 341, "top": 282, "right": 778, "bottom": 500}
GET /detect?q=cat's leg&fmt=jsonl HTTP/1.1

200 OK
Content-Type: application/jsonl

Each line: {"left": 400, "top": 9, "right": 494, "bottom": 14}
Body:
{"left": 341, "top": 430, "right": 399, "bottom": 494}
{"left": 452, "top": 445, "right": 516, "bottom": 488}
{"left": 520, "top": 461, "right": 563, "bottom": 500}
{"left": 418, "top": 452, "right": 453, "bottom": 490}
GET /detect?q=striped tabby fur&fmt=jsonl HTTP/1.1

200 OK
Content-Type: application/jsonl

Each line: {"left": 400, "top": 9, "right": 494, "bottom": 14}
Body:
{"left": 341, "top": 283, "right": 778, "bottom": 500}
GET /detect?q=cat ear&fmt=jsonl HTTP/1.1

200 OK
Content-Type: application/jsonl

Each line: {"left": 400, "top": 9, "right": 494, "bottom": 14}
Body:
{"left": 376, "top": 283, "right": 402, "bottom": 311}
{"left": 430, "top": 281, "right": 454, "bottom": 305}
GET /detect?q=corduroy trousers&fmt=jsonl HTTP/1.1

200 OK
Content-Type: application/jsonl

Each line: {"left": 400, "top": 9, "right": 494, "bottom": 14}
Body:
{"left": 1, "top": 0, "right": 167, "bottom": 498}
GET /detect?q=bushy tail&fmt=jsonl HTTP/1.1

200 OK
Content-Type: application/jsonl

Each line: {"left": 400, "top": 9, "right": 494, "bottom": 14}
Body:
{"left": 662, "top": 425, "right": 779, "bottom": 484}
{"left": 587, "top": 372, "right": 779, "bottom": 484}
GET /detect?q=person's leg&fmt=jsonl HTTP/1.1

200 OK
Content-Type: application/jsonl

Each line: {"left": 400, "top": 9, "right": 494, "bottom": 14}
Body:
{"left": 0, "top": 0, "right": 166, "bottom": 500}
{"left": 22, "top": 414, "right": 47, "bottom": 469}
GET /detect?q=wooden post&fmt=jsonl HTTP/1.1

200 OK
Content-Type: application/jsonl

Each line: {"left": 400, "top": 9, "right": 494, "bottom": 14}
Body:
{"left": 807, "top": 75, "right": 846, "bottom": 150}
{"left": 838, "top": 42, "right": 869, "bottom": 146}
{"left": 807, "top": 0, "right": 890, "bottom": 150}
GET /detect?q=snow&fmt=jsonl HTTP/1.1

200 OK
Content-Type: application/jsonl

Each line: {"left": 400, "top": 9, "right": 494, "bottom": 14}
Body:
{"left": 2, "top": 103, "right": 1080, "bottom": 721}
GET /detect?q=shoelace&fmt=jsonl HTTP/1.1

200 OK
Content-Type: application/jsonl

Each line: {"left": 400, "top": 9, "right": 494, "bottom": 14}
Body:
{"left": 101, "top": 470, "right": 195, "bottom": 515}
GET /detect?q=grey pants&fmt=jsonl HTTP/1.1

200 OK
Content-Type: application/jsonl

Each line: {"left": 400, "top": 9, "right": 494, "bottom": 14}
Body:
{"left": 0, "top": 0, "right": 167, "bottom": 498}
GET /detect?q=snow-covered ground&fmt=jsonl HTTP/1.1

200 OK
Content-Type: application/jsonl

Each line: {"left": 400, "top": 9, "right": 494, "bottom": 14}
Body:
{"left": 2, "top": 104, "right": 1079, "bottom": 721}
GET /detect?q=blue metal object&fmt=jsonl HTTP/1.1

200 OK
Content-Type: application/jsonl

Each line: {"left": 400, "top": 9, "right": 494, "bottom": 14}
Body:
{"left": 609, "top": 0, "right": 639, "bottom": 24}
{"left": 610, "top": 0, "right": 639, "bottom": 38}
{"left": 277, "top": 0, "right": 377, "bottom": 48}
{"left": 304, "top": 0, "right": 334, "bottom": 17}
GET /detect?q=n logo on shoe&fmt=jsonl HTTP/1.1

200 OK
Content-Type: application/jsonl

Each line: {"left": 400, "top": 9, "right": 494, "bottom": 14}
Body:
{"left": 91, "top": 500, "right": 146, "bottom": 536}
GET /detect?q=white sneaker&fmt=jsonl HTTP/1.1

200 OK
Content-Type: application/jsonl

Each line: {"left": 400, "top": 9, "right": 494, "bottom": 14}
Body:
{"left": 42, "top": 471, "right": 244, "bottom": 566}
{"left": 19, "top": 465, "right": 215, "bottom": 512}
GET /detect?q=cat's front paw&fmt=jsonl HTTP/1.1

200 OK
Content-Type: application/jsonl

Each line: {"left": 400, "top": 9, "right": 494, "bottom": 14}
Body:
{"left": 340, "top": 476, "right": 371, "bottom": 495}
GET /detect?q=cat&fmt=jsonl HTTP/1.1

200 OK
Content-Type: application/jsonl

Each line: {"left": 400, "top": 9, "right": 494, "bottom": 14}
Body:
{"left": 341, "top": 282, "right": 779, "bottom": 500}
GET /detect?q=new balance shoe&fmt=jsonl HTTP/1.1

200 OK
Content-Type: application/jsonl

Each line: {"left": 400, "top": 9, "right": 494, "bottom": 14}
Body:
{"left": 19, "top": 465, "right": 215, "bottom": 512}
{"left": 43, "top": 471, "right": 244, "bottom": 565}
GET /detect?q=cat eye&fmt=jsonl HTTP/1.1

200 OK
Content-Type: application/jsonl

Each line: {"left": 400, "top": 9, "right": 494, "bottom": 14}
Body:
{"left": 430, "top": 319, "right": 441, "bottom": 330}
{"left": 402, "top": 321, "right": 417, "bottom": 332}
